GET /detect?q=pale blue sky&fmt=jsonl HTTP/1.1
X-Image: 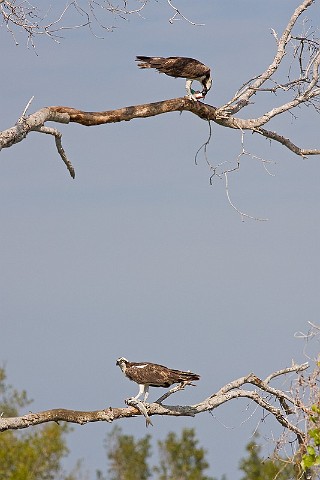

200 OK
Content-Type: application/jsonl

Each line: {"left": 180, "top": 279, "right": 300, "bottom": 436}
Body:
{"left": 1, "top": 1, "right": 320, "bottom": 478}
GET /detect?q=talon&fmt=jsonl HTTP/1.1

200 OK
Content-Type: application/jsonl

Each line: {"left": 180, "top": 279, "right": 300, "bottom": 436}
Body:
{"left": 186, "top": 94, "right": 198, "bottom": 101}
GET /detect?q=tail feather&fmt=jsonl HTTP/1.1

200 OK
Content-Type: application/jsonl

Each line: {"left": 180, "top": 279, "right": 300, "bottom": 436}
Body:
{"left": 171, "top": 369, "right": 200, "bottom": 383}
{"left": 136, "top": 56, "right": 165, "bottom": 69}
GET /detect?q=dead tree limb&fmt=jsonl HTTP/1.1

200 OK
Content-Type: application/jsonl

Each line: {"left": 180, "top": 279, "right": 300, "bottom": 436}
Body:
{"left": 222, "top": 0, "right": 319, "bottom": 115}
{"left": 0, "top": 0, "right": 201, "bottom": 46}
{"left": 0, "top": 362, "right": 309, "bottom": 443}
{"left": 0, "top": 97, "right": 319, "bottom": 179}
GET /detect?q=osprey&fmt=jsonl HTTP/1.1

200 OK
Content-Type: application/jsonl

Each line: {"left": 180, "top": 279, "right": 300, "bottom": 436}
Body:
{"left": 136, "top": 56, "right": 212, "bottom": 101}
{"left": 116, "top": 357, "right": 200, "bottom": 402}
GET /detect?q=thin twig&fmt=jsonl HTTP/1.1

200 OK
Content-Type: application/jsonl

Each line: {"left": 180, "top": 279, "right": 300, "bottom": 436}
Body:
{"left": 224, "top": 171, "right": 268, "bottom": 222}
{"left": 34, "top": 125, "right": 75, "bottom": 178}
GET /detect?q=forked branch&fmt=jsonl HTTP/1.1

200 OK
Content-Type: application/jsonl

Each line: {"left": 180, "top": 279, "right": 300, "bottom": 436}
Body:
{"left": 222, "top": 0, "right": 319, "bottom": 114}
{"left": 0, "top": 0, "right": 203, "bottom": 46}
{"left": 0, "top": 362, "right": 309, "bottom": 444}
{"left": 0, "top": 95, "right": 319, "bottom": 178}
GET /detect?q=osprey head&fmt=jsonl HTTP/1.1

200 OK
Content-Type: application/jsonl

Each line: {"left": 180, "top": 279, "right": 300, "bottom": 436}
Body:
{"left": 116, "top": 357, "right": 129, "bottom": 372}
{"left": 201, "top": 74, "right": 212, "bottom": 97}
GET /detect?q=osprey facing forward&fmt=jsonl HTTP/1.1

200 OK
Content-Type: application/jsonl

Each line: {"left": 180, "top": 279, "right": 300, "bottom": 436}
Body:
{"left": 136, "top": 56, "right": 212, "bottom": 101}
{"left": 116, "top": 357, "right": 200, "bottom": 402}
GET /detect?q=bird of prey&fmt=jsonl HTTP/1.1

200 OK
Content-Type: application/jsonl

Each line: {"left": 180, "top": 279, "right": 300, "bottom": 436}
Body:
{"left": 136, "top": 56, "right": 212, "bottom": 101}
{"left": 116, "top": 357, "right": 200, "bottom": 402}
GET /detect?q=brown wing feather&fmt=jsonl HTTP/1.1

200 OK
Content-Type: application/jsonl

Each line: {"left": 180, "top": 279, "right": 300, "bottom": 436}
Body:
{"left": 136, "top": 56, "right": 210, "bottom": 80}
{"left": 126, "top": 361, "right": 200, "bottom": 388}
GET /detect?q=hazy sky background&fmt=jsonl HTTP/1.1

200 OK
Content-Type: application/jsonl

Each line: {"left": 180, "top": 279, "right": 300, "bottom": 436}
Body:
{"left": 1, "top": 1, "right": 320, "bottom": 478}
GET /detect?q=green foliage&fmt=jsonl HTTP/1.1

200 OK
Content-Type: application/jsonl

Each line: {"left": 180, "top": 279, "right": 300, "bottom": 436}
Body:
{"left": 106, "top": 426, "right": 152, "bottom": 480}
{"left": 0, "top": 367, "right": 73, "bottom": 480}
{"left": 0, "top": 423, "right": 70, "bottom": 480}
{"left": 106, "top": 427, "right": 300, "bottom": 480}
{"left": 106, "top": 426, "right": 214, "bottom": 480}
{"left": 301, "top": 404, "right": 320, "bottom": 472}
{"left": 155, "top": 428, "right": 214, "bottom": 480}
{"left": 239, "top": 433, "right": 295, "bottom": 480}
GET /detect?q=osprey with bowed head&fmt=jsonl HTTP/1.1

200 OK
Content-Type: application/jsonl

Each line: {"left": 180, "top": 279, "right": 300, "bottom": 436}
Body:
{"left": 135, "top": 56, "right": 212, "bottom": 101}
{"left": 116, "top": 357, "right": 200, "bottom": 402}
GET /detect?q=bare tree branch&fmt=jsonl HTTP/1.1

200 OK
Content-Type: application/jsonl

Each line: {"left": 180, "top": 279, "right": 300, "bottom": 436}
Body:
{"left": 222, "top": 0, "right": 317, "bottom": 113}
{"left": 166, "top": 0, "right": 204, "bottom": 26}
{"left": 0, "top": 362, "right": 309, "bottom": 443}
{"left": 253, "top": 127, "right": 320, "bottom": 158}
{"left": 1, "top": 94, "right": 319, "bottom": 178}
{"left": 34, "top": 125, "right": 75, "bottom": 178}
{"left": 0, "top": 0, "right": 204, "bottom": 45}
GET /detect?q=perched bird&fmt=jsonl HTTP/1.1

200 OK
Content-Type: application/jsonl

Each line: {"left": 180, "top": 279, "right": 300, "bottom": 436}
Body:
{"left": 116, "top": 357, "right": 200, "bottom": 402}
{"left": 136, "top": 56, "right": 212, "bottom": 100}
